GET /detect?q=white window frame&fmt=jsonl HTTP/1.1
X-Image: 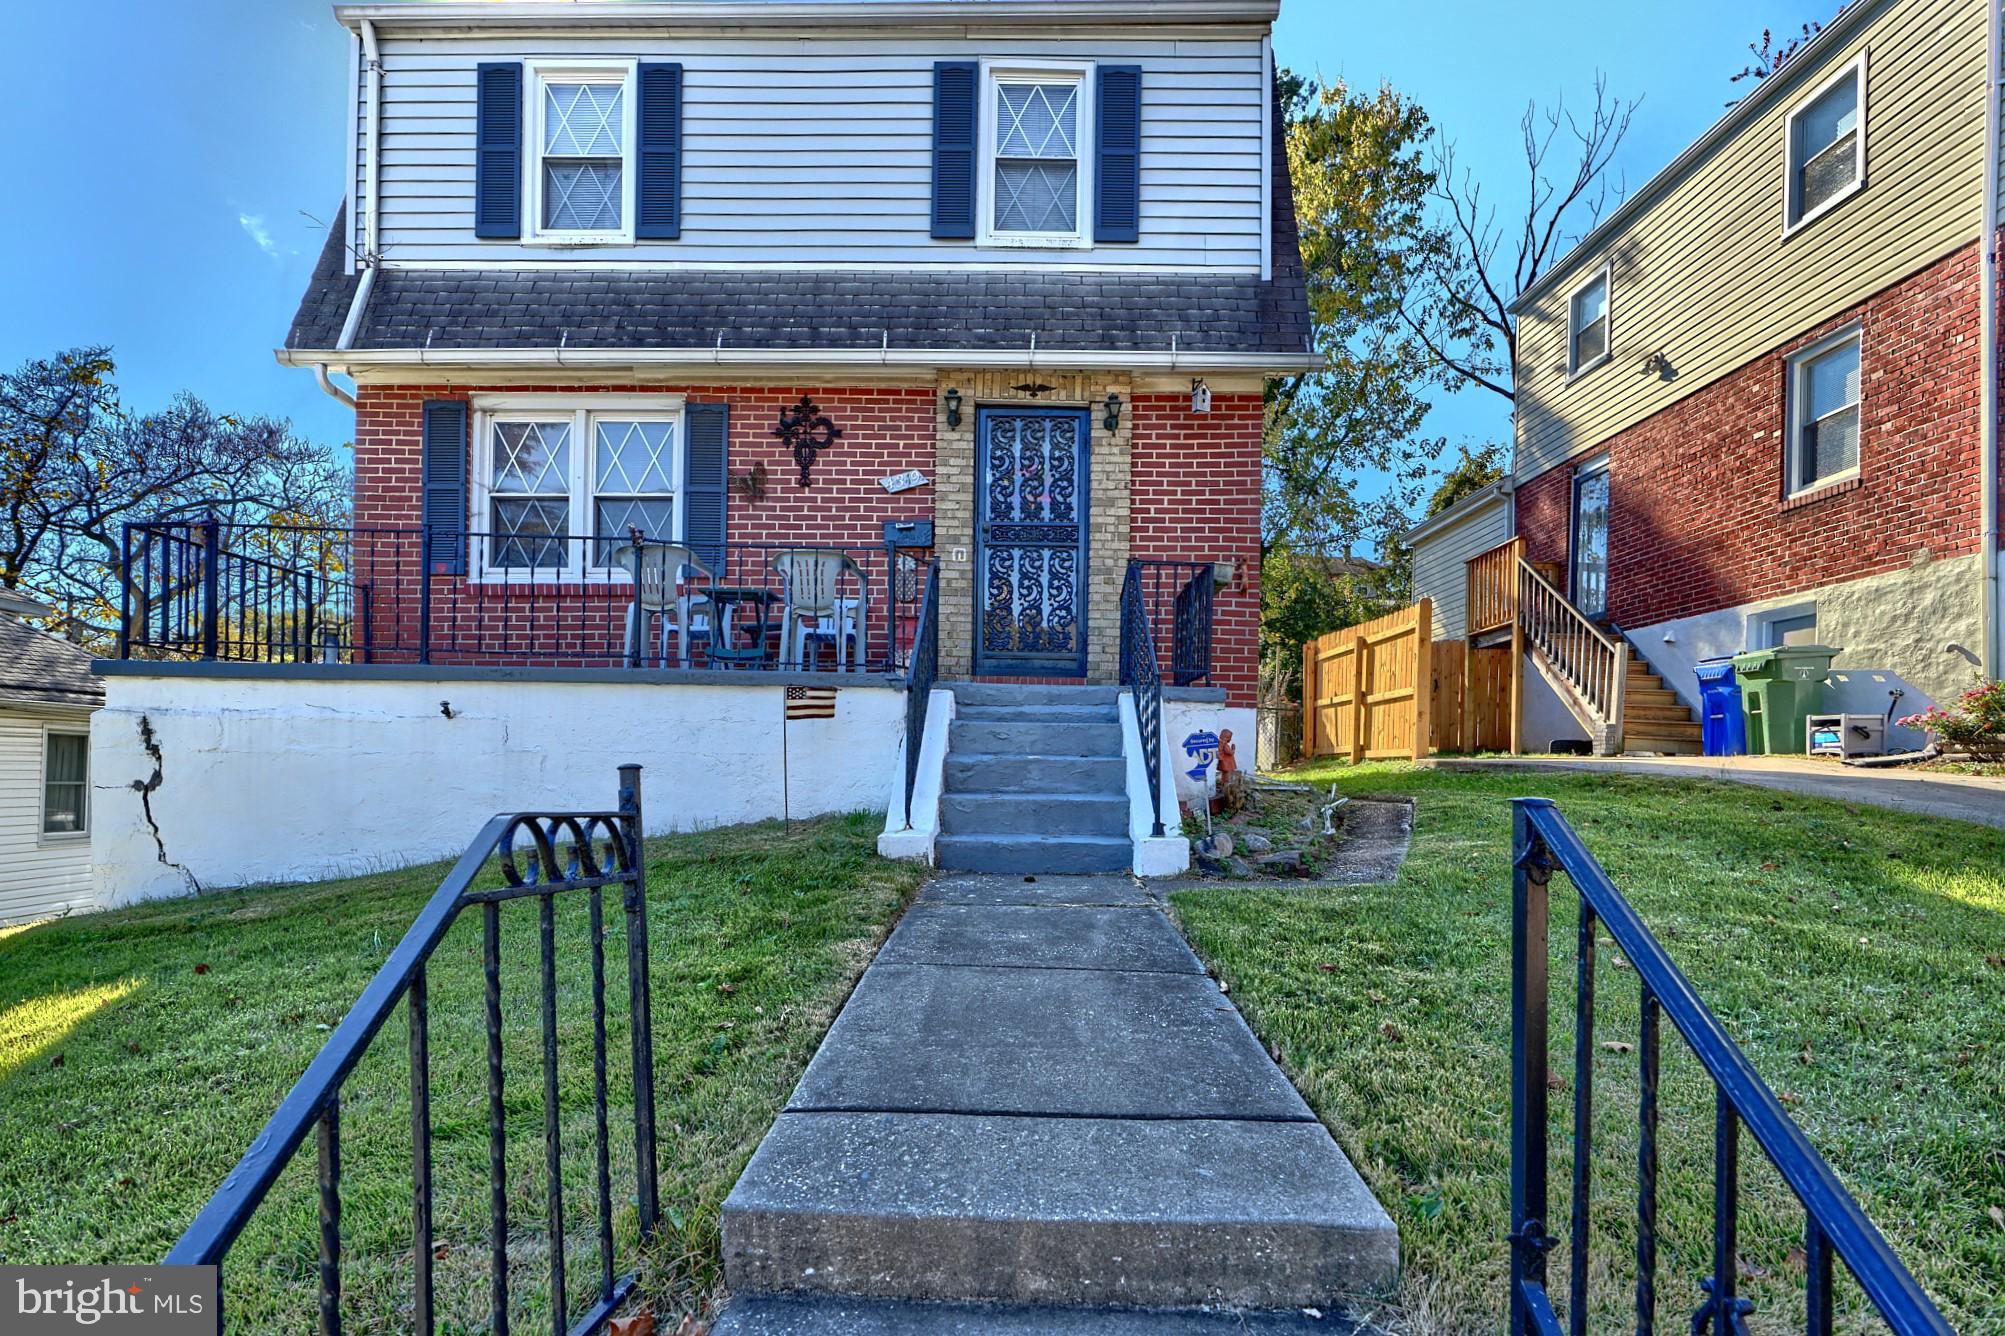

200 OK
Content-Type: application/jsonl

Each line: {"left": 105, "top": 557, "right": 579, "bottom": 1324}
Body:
{"left": 523, "top": 58, "right": 639, "bottom": 247}
{"left": 976, "top": 59, "right": 1096, "bottom": 251}
{"left": 1564, "top": 264, "right": 1614, "bottom": 381}
{"left": 39, "top": 724, "right": 89, "bottom": 841}
{"left": 1782, "top": 51, "right": 1867, "bottom": 235}
{"left": 1784, "top": 325, "right": 1863, "bottom": 498}
{"left": 470, "top": 394, "right": 687, "bottom": 582}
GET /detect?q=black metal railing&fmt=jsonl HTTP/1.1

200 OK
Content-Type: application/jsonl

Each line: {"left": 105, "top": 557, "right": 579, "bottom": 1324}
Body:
{"left": 902, "top": 560, "right": 941, "bottom": 831}
{"left": 1129, "top": 559, "right": 1215, "bottom": 687}
{"left": 1119, "top": 561, "right": 1166, "bottom": 838}
{"left": 121, "top": 520, "right": 922, "bottom": 672}
{"left": 165, "top": 766, "right": 660, "bottom": 1336}
{"left": 1509, "top": 798, "right": 1953, "bottom": 1336}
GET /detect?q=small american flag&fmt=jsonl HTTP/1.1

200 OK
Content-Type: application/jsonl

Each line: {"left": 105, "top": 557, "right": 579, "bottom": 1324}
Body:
{"left": 785, "top": 686, "right": 838, "bottom": 720}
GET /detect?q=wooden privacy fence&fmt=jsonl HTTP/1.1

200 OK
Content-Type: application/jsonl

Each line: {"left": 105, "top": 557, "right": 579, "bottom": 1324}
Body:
{"left": 1430, "top": 639, "right": 1515, "bottom": 754}
{"left": 1302, "top": 600, "right": 1434, "bottom": 762}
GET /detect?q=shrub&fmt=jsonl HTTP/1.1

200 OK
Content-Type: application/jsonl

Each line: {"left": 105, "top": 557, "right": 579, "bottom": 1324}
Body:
{"left": 1898, "top": 681, "right": 2005, "bottom": 757}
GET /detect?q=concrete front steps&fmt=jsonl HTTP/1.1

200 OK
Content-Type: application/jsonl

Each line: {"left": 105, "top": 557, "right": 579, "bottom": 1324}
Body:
{"left": 1622, "top": 649, "right": 1704, "bottom": 755}
{"left": 935, "top": 685, "right": 1131, "bottom": 875}
{"left": 714, "top": 873, "right": 1397, "bottom": 1335}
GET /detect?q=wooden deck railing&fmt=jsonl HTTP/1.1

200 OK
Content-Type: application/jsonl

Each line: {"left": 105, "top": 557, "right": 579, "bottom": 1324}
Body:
{"left": 1466, "top": 537, "right": 1526, "bottom": 637}
{"left": 1517, "top": 561, "right": 1626, "bottom": 752}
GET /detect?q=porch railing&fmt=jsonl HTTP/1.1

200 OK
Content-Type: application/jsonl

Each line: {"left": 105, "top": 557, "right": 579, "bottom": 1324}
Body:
{"left": 1129, "top": 559, "right": 1215, "bottom": 687}
{"left": 1119, "top": 561, "right": 1166, "bottom": 838}
{"left": 166, "top": 766, "right": 659, "bottom": 1335}
{"left": 1509, "top": 799, "right": 1952, "bottom": 1336}
{"left": 1467, "top": 536, "right": 1527, "bottom": 637}
{"left": 902, "top": 560, "right": 940, "bottom": 830}
{"left": 1518, "top": 560, "right": 1626, "bottom": 752}
{"left": 120, "top": 520, "right": 921, "bottom": 672}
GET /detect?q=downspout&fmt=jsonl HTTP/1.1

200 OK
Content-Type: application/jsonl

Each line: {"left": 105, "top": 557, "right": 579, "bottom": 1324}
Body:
{"left": 1981, "top": 0, "right": 2001, "bottom": 680}
{"left": 315, "top": 18, "right": 383, "bottom": 412}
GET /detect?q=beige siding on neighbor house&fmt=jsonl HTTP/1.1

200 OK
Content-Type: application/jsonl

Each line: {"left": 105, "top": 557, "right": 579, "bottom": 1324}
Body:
{"left": 1410, "top": 492, "right": 1512, "bottom": 641}
{"left": 0, "top": 707, "right": 95, "bottom": 926}
{"left": 1515, "top": 0, "right": 1988, "bottom": 481}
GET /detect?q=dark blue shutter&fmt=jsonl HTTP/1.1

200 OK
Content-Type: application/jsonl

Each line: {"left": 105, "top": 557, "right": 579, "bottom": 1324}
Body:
{"left": 931, "top": 61, "right": 979, "bottom": 240}
{"left": 636, "top": 62, "right": 683, "bottom": 239}
{"left": 683, "top": 403, "right": 729, "bottom": 572}
{"left": 421, "top": 400, "right": 468, "bottom": 575}
{"left": 474, "top": 62, "right": 523, "bottom": 239}
{"left": 1095, "top": 65, "right": 1142, "bottom": 243}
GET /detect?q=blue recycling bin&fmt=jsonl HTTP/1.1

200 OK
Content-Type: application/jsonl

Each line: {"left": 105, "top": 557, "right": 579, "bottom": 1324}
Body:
{"left": 1694, "top": 659, "right": 1747, "bottom": 756}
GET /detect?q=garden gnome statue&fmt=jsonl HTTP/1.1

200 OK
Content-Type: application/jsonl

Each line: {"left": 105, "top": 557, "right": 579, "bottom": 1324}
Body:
{"left": 1214, "top": 728, "right": 1249, "bottom": 814}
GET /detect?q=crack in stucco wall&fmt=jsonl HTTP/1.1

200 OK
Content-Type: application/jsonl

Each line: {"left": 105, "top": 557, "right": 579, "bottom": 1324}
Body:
{"left": 130, "top": 714, "right": 203, "bottom": 895}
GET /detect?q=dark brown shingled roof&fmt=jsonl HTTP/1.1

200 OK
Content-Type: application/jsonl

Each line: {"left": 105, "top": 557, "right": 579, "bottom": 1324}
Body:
{"left": 0, "top": 618, "right": 104, "bottom": 710}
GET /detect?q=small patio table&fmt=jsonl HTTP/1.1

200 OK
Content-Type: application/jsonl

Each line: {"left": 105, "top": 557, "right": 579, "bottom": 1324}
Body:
{"left": 704, "top": 586, "right": 780, "bottom": 666}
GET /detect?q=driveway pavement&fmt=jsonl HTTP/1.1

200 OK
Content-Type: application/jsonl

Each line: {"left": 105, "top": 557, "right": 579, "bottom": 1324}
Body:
{"left": 1436, "top": 754, "right": 2005, "bottom": 831}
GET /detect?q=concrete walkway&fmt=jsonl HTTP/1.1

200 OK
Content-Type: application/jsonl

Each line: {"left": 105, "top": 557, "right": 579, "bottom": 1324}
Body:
{"left": 716, "top": 873, "right": 1397, "bottom": 1332}
{"left": 1437, "top": 754, "right": 2005, "bottom": 830}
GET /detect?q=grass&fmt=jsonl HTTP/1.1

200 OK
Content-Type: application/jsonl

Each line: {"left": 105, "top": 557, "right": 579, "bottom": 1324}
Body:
{"left": 1169, "top": 762, "right": 2005, "bottom": 1335}
{"left": 0, "top": 811, "right": 923, "bottom": 1334}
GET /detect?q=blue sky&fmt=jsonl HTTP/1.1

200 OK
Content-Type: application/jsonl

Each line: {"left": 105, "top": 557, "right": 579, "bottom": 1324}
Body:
{"left": 2, "top": 0, "right": 1830, "bottom": 471}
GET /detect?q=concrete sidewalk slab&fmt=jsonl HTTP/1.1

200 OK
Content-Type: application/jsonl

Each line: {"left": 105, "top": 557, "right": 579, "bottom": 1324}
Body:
{"left": 785, "top": 962, "right": 1313, "bottom": 1120}
{"left": 714, "top": 1295, "right": 1366, "bottom": 1334}
{"left": 1437, "top": 755, "right": 2005, "bottom": 831}
{"left": 724, "top": 1111, "right": 1398, "bottom": 1308}
{"left": 878, "top": 904, "right": 1205, "bottom": 974}
{"left": 920, "top": 873, "right": 1159, "bottom": 907}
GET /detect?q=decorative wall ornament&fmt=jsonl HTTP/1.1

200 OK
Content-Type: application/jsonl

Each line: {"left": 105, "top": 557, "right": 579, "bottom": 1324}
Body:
{"left": 1011, "top": 382, "right": 1056, "bottom": 398}
{"left": 730, "top": 460, "right": 770, "bottom": 503}
{"left": 1190, "top": 378, "right": 1212, "bottom": 413}
{"left": 880, "top": 469, "right": 930, "bottom": 494}
{"left": 773, "top": 394, "right": 843, "bottom": 487}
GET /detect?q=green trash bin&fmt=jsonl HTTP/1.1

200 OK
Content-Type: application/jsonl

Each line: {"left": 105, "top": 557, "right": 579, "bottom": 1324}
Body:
{"left": 1730, "top": 645, "right": 1841, "bottom": 755}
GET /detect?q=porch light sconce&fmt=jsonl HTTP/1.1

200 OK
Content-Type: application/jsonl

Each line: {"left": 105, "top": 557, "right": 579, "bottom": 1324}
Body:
{"left": 944, "top": 388, "right": 962, "bottom": 429}
{"left": 1190, "top": 378, "right": 1213, "bottom": 413}
{"left": 774, "top": 394, "right": 843, "bottom": 487}
{"left": 1103, "top": 392, "right": 1122, "bottom": 433}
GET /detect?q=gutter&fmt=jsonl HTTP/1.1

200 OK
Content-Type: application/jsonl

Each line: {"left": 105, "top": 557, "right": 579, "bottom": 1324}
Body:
{"left": 313, "top": 18, "right": 382, "bottom": 413}
{"left": 1509, "top": 0, "right": 1888, "bottom": 315}
{"left": 1400, "top": 476, "right": 1516, "bottom": 548}
{"left": 278, "top": 346, "right": 1325, "bottom": 375}
{"left": 333, "top": 0, "right": 1279, "bottom": 29}
{"left": 1983, "top": 0, "right": 2001, "bottom": 679}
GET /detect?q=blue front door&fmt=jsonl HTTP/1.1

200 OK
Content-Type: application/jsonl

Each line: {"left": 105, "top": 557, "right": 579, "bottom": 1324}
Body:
{"left": 974, "top": 407, "right": 1090, "bottom": 676}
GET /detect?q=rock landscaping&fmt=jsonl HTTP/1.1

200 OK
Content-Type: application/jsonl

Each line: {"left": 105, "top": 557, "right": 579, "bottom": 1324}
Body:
{"left": 1185, "top": 781, "right": 1362, "bottom": 881}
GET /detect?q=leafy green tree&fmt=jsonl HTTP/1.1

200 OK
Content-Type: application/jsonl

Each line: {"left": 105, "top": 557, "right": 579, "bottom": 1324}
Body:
{"left": 1424, "top": 443, "right": 1507, "bottom": 518}
{"left": 0, "top": 347, "right": 349, "bottom": 648}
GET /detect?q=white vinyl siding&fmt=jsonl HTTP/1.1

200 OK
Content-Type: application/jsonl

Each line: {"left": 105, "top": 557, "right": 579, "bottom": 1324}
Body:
{"left": 0, "top": 708, "right": 97, "bottom": 926}
{"left": 351, "top": 32, "right": 1267, "bottom": 270}
{"left": 1513, "top": 0, "right": 1983, "bottom": 482}
{"left": 1409, "top": 492, "right": 1513, "bottom": 642}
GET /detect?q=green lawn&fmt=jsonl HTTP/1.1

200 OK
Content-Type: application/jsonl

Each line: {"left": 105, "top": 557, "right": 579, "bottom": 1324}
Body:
{"left": 0, "top": 812, "right": 922, "bottom": 1334}
{"left": 1172, "top": 763, "right": 2005, "bottom": 1336}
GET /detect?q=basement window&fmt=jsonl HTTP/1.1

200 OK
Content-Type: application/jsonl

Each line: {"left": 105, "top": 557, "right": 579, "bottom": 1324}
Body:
{"left": 1784, "top": 54, "right": 1865, "bottom": 231}
{"left": 42, "top": 730, "right": 88, "bottom": 837}
{"left": 1785, "top": 327, "right": 1862, "bottom": 496}
{"left": 1566, "top": 266, "right": 1612, "bottom": 379}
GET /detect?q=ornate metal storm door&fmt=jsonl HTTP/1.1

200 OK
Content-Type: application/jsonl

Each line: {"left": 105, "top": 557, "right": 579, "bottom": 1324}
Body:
{"left": 974, "top": 407, "right": 1090, "bottom": 676}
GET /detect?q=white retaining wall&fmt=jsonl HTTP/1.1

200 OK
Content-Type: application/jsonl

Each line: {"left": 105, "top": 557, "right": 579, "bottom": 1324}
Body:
{"left": 92, "top": 672, "right": 903, "bottom": 908}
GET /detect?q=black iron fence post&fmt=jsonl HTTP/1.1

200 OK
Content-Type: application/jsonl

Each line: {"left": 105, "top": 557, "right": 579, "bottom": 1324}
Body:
{"left": 417, "top": 523, "right": 433, "bottom": 665}
{"left": 117, "top": 521, "right": 134, "bottom": 660}
{"left": 200, "top": 515, "right": 221, "bottom": 660}
{"left": 619, "top": 763, "right": 661, "bottom": 1235}
{"left": 1509, "top": 797, "right": 1556, "bottom": 1336}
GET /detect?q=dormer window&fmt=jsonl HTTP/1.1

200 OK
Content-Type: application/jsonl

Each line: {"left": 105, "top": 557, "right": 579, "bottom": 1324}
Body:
{"left": 1784, "top": 54, "right": 1865, "bottom": 232}
{"left": 526, "top": 61, "right": 636, "bottom": 244}
{"left": 980, "top": 63, "right": 1093, "bottom": 248}
{"left": 1566, "top": 266, "right": 1612, "bottom": 379}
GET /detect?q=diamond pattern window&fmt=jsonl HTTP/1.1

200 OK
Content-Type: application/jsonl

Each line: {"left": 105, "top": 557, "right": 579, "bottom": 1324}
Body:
{"left": 1786, "top": 58, "right": 1864, "bottom": 227}
{"left": 490, "top": 420, "right": 573, "bottom": 569}
{"left": 991, "top": 75, "right": 1083, "bottom": 238}
{"left": 1787, "top": 330, "right": 1862, "bottom": 494}
{"left": 533, "top": 69, "right": 629, "bottom": 237}
{"left": 593, "top": 418, "right": 679, "bottom": 563}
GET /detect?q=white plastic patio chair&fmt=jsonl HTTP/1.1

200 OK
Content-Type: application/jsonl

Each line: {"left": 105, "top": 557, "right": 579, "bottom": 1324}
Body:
{"left": 772, "top": 548, "right": 867, "bottom": 671}
{"left": 613, "top": 542, "right": 717, "bottom": 668}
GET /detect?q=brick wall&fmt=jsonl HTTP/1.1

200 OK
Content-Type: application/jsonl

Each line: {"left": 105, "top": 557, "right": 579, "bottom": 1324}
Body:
{"left": 351, "top": 378, "right": 1262, "bottom": 697}
{"left": 1514, "top": 241, "right": 1985, "bottom": 628}
{"left": 1132, "top": 391, "right": 1264, "bottom": 707}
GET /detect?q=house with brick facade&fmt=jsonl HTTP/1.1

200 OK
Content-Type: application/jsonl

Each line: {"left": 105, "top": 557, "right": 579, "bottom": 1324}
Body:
{"left": 89, "top": 0, "right": 1313, "bottom": 901}
{"left": 1410, "top": 0, "right": 2001, "bottom": 756}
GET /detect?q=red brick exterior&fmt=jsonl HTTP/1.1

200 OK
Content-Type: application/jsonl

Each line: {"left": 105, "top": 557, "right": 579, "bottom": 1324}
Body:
{"left": 1132, "top": 391, "right": 1264, "bottom": 705}
{"left": 1515, "top": 241, "right": 1985, "bottom": 629}
{"left": 350, "top": 380, "right": 1263, "bottom": 700}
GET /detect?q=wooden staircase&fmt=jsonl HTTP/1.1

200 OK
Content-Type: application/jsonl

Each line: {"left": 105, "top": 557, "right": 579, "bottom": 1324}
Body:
{"left": 1618, "top": 646, "right": 1704, "bottom": 755}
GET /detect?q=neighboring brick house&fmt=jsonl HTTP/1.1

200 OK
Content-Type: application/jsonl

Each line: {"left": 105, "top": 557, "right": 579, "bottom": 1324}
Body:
{"left": 1412, "top": 0, "right": 2000, "bottom": 751}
